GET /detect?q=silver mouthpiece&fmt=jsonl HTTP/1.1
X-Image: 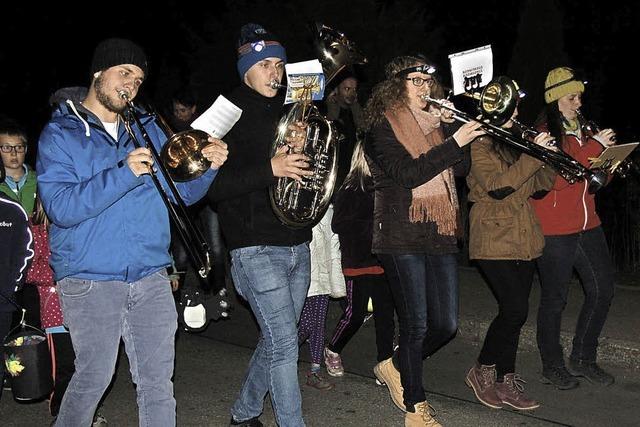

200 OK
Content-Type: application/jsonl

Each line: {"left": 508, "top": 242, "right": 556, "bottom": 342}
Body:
{"left": 268, "top": 80, "right": 286, "bottom": 90}
{"left": 117, "top": 90, "right": 130, "bottom": 101}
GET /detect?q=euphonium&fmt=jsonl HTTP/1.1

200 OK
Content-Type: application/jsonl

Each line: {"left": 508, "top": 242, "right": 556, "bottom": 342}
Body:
{"left": 268, "top": 23, "right": 367, "bottom": 228}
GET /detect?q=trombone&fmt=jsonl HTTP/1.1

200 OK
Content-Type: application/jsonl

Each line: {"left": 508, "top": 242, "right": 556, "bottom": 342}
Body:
{"left": 119, "top": 91, "right": 212, "bottom": 278}
{"left": 422, "top": 76, "right": 607, "bottom": 194}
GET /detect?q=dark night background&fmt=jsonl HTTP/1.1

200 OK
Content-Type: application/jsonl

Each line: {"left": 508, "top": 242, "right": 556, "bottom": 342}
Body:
{"left": 2, "top": 0, "right": 639, "bottom": 272}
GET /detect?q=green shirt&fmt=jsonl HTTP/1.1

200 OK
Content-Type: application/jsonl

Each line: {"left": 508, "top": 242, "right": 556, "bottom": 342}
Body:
{"left": 0, "top": 166, "right": 37, "bottom": 216}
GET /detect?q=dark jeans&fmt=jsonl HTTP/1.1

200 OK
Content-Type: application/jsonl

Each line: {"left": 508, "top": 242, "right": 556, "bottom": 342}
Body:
{"left": 476, "top": 259, "right": 535, "bottom": 379}
{"left": 536, "top": 226, "right": 615, "bottom": 368}
{"left": 327, "top": 274, "right": 395, "bottom": 362}
{"left": 379, "top": 253, "right": 458, "bottom": 407}
{"left": 48, "top": 332, "right": 76, "bottom": 416}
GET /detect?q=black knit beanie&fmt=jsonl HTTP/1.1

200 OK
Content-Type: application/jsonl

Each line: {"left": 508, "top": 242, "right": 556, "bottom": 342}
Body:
{"left": 90, "top": 38, "right": 148, "bottom": 76}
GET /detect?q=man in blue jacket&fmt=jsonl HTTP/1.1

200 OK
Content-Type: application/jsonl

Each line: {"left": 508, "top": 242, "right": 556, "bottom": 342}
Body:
{"left": 37, "top": 38, "right": 228, "bottom": 427}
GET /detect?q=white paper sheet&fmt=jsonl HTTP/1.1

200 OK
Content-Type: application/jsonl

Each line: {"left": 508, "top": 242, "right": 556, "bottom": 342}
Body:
{"left": 190, "top": 95, "right": 242, "bottom": 138}
{"left": 284, "top": 59, "right": 325, "bottom": 104}
{"left": 448, "top": 45, "right": 493, "bottom": 96}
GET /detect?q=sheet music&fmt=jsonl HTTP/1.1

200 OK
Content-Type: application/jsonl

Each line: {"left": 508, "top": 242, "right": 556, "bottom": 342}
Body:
{"left": 448, "top": 45, "right": 493, "bottom": 96}
{"left": 190, "top": 95, "right": 242, "bottom": 139}
{"left": 284, "top": 60, "right": 325, "bottom": 105}
{"left": 589, "top": 142, "right": 639, "bottom": 173}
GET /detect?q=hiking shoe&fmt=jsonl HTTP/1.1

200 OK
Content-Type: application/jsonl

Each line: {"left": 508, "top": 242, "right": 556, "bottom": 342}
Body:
{"left": 229, "top": 416, "right": 263, "bottom": 426}
{"left": 540, "top": 365, "right": 580, "bottom": 390}
{"left": 324, "top": 347, "right": 345, "bottom": 377}
{"left": 568, "top": 359, "right": 615, "bottom": 386}
{"left": 306, "top": 371, "right": 334, "bottom": 390}
{"left": 495, "top": 373, "right": 540, "bottom": 411}
{"left": 404, "top": 401, "right": 442, "bottom": 427}
{"left": 464, "top": 362, "right": 502, "bottom": 409}
{"left": 374, "top": 357, "right": 406, "bottom": 412}
{"left": 92, "top": 411, "right": 108, "bottom": 427}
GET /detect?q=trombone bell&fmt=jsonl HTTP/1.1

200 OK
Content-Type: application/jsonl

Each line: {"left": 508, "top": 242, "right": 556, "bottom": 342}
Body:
{"left": 160, "top": 129, "right": 212, "bottom": 182}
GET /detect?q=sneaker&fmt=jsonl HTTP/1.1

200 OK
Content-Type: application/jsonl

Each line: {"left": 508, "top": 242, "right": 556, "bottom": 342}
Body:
{"left": 306, "top": 371, "right": 334, "bottom": 390}
{"left": 404, "top": 401, "right": 442, "bottom": 427}
{"left": 229, "top": 416, "right": 263, "bottom": 426}
{"left": 495, "top": 373, "right": 540, "bottom": 411}
{"left": 464, "top": 362, "right": 502, "bottom": 409}
{"left": 374, "top": 357, "right": 406, "bottom": 412}
{"left": 92, "top": 411, "right": 108, "bottom": 427}
{"left": 324, "top": 347, "right": 345, "bottom": 377}
{"left": 540, "top": 365, "right": 580, "bottom": 390}
{"left": 568, "top": 359, "right": 615, "bottom": 386}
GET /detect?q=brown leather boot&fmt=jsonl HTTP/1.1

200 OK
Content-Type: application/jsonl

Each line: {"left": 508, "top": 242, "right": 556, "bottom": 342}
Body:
{"left": 374, "top": 357, "right": 406, "bottom": 412}
{"left": 465, "top": 362, "right": 502, "bottom": 409}
{"left": 404, "top": 401, "right": 442, "bottom": 427}
{"left": 495, "top": 373, "right": 540, "bottom": 411}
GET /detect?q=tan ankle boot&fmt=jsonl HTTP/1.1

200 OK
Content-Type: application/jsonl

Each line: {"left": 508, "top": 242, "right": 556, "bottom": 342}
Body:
{"left": 495, "top": 373, "right": 540, "bottom": 411}
{"left": 465, "top": 362, "right": 502, "bottom": 409}
{"left": 374, "top": 357, "right": 406, "bottom": 412}
{"left": 404, "top": 401, "right": 442, "bottom": 427}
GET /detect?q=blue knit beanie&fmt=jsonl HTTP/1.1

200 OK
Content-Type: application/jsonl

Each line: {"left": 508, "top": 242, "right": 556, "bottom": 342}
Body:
{"left": 237, "top": 23, "right": 287, "bottom": 80}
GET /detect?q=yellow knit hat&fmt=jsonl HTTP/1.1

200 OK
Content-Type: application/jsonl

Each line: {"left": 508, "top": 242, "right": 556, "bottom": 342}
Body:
{"left": 544, "top": 67, "right": 585, "bottom": 104}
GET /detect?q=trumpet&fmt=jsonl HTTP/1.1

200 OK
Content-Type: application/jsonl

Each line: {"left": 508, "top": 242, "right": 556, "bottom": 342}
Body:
{"left": 119, "top": 91, "right": 212, "bottom": 278}
{"left": 576, "top": 109, "right": 638, "bottom": 178}
{"left": 421, "top": 76, "right": 607, "bottom": 193}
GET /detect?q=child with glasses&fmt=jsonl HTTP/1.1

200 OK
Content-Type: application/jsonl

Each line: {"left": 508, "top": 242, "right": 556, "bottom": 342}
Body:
{"left": 0, "top": 117, "right": 36, "bottom": 216}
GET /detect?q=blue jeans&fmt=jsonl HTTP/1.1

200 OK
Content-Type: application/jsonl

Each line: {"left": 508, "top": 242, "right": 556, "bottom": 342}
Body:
{"left": 229, "top": 243, "right": 310, "bottom": 427}
{"left": 379, "top": 253, "right": 459, "bottom": 408}
{"left": 55, "top": 271, "right": 177, "bottom": 427}
{"left": 536, "top": 226, "right": 615, "bottom": 367}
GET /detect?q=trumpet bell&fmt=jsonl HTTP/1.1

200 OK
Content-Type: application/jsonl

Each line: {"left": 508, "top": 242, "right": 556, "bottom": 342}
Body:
{"left": 160, "top": 129, "right": 212, "bottom": 182}
{"left": 479, "top": 76, "right": 519, "bottom": 126}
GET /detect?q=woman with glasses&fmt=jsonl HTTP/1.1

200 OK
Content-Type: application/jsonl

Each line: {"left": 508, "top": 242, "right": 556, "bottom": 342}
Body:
{"left": 364, "top": 55, "right": 484, "bottom": 427}
{"left": 0, "top": 118, "right": 36, "bottom": 217}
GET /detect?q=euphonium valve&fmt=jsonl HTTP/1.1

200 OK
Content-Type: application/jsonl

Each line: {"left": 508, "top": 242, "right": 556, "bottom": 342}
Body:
{"left": 268, "top": 23, "right": 367, "bottom": 228}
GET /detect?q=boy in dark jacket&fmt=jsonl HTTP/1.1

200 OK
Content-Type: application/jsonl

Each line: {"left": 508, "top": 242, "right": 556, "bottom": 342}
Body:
{"left": 207, "top": 23, "right": 312, "bottom": 427}
{"left": 0, "top": 155, "right": 34, "bottom": 400}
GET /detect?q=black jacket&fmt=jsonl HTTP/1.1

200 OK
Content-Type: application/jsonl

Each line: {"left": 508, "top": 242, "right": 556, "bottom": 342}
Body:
{"left": 207, "top": 84, "right": 311, "bottom": 250}
{"left": 331, "top": 178, "right": 380, "bottom": 269}
{"left": 365, "top": 118, "right": 468, "bottom": 254}
{"left": 0, "top": 192, "right": 33, "bottom": 312}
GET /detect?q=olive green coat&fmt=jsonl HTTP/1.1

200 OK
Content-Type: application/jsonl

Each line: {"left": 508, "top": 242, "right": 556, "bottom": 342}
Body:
{"left": 467, "top": 136, "right": 556, "bottom": 260}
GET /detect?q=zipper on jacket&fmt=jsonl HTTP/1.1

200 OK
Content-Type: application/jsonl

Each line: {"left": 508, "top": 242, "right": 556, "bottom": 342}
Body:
{"left": 581, "top": 180, "right": 588, "bottom": 230}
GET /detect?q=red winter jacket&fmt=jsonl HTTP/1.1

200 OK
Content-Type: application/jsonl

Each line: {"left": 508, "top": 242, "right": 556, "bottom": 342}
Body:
{"left": 26, "top": 222, "right": 64, "bottom": 329}
{"left": 530, "top": 129, "right": 604, "bottom": 236}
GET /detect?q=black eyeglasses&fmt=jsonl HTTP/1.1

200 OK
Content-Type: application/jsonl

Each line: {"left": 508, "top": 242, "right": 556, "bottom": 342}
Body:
{"left": 406, "top": 77, "right": 435, "bottom": 87}
{"left": 0, "top": 144, "right": 27, "bottom": 153}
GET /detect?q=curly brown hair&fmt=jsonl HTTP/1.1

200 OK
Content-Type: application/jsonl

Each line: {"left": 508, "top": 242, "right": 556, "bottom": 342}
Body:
{"left": 363, "top": 55, "right": 445, "bottom": 131}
